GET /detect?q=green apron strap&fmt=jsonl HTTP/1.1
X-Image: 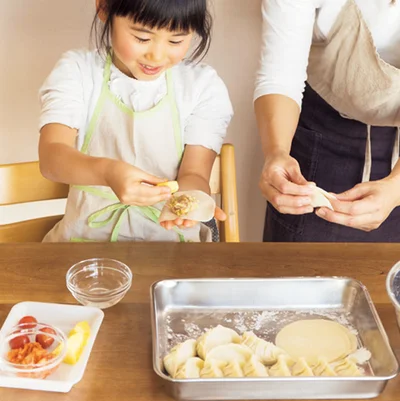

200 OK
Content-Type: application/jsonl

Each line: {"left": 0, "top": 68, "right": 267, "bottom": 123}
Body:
{"left": 166, "top": 69, "right": 184, "bottom": 160}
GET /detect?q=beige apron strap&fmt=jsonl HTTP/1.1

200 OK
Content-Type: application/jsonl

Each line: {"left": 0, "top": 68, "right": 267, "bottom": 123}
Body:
{"left": 391, "top": 127, "right": 400, "bottom": 170}
{"left": 362, "top": 125, "right": 372, "bottom": 183}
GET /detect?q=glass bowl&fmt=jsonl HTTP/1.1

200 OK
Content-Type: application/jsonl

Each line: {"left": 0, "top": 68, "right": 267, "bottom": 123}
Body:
{"left": 386, "top": 261, "right": 400, "bottom": 329}
{"left": 66, "top": 258, "right": 133, "bottom": 309}
{"left": 0, "top": 322, "right": 67, "bottom": 379}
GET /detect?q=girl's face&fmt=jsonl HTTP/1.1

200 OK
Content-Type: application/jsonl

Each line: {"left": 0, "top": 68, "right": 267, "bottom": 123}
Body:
{"left": 111, "top": 16, "right": 193, "bottom": 80}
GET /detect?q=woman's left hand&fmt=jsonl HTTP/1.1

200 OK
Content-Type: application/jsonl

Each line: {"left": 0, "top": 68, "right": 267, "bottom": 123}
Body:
{"left": 315, "top": 178, "right": 400, "bottom": 232}
{"left": 160, "top": 207, "right": 227, "bottom": 230}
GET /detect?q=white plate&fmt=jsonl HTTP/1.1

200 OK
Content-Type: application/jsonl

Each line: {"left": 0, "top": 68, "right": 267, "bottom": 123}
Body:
{"left": 0, "top": 301, "right": 104, "bottom": 392}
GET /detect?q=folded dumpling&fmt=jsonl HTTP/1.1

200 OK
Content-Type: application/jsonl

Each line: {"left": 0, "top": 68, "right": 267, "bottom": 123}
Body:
{"left": 200, "top": 359, "right": 226, "bottom": 378}
{"left": 222, "top": 360, "right": 244, "bottom": 378}
{"left": 241, "top": 331, "right": 286, "bottom": 365}
{"left": 243, "top": 355, "right": 269, "bottom": 377}
{"left": 175, "top": 357, "right": 204, "bottom": 379}
{"left": 313, "top": 357, "right": 337, "bottom": 377}
{"left": 333, "top": 358, "right": 362, "bottom": 377}
{"left": 206, "top": 343, "right": 253, "bottom": 364}
{"left": 163, "top": 339, "right": 197, "bottom": 377}
{"left": 197, "top": 325, "right": 241, "bottom": 359}
{"left": 268, "top": 355, "right": 294, "bottom": 377}
{"left": 292, "top": 357, "right": 314, "bottom": 377}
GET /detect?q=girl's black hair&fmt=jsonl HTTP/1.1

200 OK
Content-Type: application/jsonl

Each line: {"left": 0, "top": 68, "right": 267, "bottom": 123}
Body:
{"left": 92, "top": 0, "right": 212, "bottom": 61}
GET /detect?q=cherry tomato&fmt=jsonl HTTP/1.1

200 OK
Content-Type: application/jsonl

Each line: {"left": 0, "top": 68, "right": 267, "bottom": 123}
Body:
{"left": 35, "top": 327, "right": 56, "bottom": 349}
{"left": 18, "top": 316, "right": 38, "bottom": 329}
{"left": 9, "top": 334, "right": 30, "bottom": 350}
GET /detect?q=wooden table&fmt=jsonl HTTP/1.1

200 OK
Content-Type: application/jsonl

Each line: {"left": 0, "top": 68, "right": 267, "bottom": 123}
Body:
{"left": 0, "top": 243, "right": 399, "bottom": 401}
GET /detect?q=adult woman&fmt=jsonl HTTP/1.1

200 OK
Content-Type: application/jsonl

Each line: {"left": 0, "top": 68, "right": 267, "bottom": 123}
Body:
{"left": 255, "top": 0, "right": 400, "bottom": 242}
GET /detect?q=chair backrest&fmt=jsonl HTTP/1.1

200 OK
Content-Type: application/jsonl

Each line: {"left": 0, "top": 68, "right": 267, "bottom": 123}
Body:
{"left": 209, "top": 144, "right": 240, "bottom": 242}
{"left": 0, "top": 143, "right": 239, "bottom": 242}
{"left": 0, "top": 162, "right": 69, "bottom": 242}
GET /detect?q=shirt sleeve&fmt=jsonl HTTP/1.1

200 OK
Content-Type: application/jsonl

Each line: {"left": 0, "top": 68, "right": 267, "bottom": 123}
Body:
{"left": 254, "top": 0, "right": 317, "bottom": 108}
{"left": 38, "top": 50, "right": 88, "bottom": 132}
{"left": 183, "top": 64, "right": 234, "bottom": 154}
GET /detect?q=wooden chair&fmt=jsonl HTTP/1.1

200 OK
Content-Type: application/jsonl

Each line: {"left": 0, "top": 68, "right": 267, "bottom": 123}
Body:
{"left": 0, "top": 143, "right": 239, "bottom": 242}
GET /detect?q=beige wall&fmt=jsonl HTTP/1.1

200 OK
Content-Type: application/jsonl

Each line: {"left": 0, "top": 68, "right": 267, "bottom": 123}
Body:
{"left": 0, "top": 0, "right": 265, "bottom": 241}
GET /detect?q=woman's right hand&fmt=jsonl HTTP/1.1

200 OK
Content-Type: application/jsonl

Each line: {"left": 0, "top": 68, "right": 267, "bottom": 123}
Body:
{"left": 259, "top": 151, "right": 315, "bottom": 215}
{"left": 104, "top": 160, "right": 172, "bottom": 206}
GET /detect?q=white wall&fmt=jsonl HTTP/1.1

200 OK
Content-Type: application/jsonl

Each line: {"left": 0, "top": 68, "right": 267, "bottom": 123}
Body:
{"left": 0, "top": 0, "right": 265, "bottom": 241}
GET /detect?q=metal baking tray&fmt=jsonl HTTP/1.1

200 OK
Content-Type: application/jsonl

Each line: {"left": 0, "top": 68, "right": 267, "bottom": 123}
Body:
{"left": 150, "top": 278, "right": 398, "bottom": 400}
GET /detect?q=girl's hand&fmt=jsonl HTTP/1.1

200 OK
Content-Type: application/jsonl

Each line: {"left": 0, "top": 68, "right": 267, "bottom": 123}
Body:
{"left": 259, "top": 151, "right": 315, "bottom": 215}
{"left": 160, "top": 206, "right": 227, "bottom": 230}
{"left": 315, "top": 178, "right": 400, "bottom": 232}
{"left": 105, "top": 160, "right": 172, "bottom": 206}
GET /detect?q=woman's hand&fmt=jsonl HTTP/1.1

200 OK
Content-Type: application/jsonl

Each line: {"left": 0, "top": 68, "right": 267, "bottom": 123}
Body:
{"left": 259, "top": 151, "right": 315, "bottom": 215}
{"left": 104, "top": 160, "right": 172, "bottom": 206}
{"left": 315, "top": 177, "right": 400, "bottom": 232}
{"left": 160, "top": 206, "right": 227, "bottom": 230}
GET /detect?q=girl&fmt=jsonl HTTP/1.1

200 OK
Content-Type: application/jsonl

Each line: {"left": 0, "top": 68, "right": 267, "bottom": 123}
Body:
{"left": 256, "top": 0, "right": 400, "bottom": 242}
{"left": 39, "top": 0, "right": 233, "bottom": 242}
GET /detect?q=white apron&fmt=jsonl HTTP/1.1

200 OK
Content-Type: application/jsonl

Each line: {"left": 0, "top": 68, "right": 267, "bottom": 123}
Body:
{"left": 307, "top": 0, "right": 400, "bottom": 182}
{"left": 44, "top": 55, "right": 211, "bottom": 242}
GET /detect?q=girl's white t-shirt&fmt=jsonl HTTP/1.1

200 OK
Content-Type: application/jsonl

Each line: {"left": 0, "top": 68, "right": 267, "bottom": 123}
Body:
{"left": 255, "top": 0, "right": 400, "bottom": 107}
{"left": 39, "top": 49, "right": 233, "bottom": 154}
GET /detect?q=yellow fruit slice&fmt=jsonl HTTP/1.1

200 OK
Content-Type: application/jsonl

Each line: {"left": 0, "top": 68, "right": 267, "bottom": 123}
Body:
{"left": 69, "top": 321, "right": 91, "bottom": 345}
{"left": 157, "top": 181, "right": 179, "bottom": 193}
{"left": 52, "top": 343, "right": 64, "bottom": 357}
{"left": 63, "top": 332, "right": 86, "bottom": 365}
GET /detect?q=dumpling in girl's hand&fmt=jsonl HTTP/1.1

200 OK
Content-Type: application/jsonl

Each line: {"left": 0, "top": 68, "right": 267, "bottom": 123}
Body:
{"left": 163, "top": 339, "right": 197, "bottom": 377}
{"left": 196, "top": 325, "right": 241, "bottom": 359}
{"left": 312, "top": 357, "right": 337, "bottom": 377}
{"left": 222, "top": 360, "right": 244, "bottom": 378}
{"left": 291, "top": 357, "right": 314, "bottom": 377}
{"left": 200, "top": 359, "right": 227, "bottom": 378}
{"left": 206, "top": 343, "right": 253, "bottom": 364}
{"left": 268, "top": 355, "right": 295, "bottom": 377}
{"left": 175, "top": 357, "right": 204, "bottom": 379}
{"left": 332, "top": 358, "right": 362, "bottom": 376}
{"left": 159, "top": 190, "right": 216, "bottom": 223}
{"left": 241, "top": 331, "right": 286, "bottom": 365}
{"left": 243, "top": 355, "right": 269, "bottom": 377}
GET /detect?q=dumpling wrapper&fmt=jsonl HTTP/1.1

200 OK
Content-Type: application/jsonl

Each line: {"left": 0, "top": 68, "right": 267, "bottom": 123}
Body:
{"left": 159, "top": 190, "right": 216, "bottom": 222}
{"left": 311, "top": 186, "right": 336, "bottom": 210}
{"left": 275, "top": 319, "right": 358, "bottom": 366}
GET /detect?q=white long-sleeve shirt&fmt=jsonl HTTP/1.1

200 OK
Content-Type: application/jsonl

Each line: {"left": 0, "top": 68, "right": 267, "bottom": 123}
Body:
{"left": 255, "top": 0, "right": 400, "bottom": 107}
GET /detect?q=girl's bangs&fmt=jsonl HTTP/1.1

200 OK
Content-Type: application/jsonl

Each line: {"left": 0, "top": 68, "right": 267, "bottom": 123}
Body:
{"left": 114, "top": 0, "right": 205, "bottom": 33}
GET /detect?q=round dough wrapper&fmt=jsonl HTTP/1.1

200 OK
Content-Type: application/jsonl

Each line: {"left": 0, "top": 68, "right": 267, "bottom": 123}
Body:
{"left": 275, "top": 319, "right": 357, "bottom": 365}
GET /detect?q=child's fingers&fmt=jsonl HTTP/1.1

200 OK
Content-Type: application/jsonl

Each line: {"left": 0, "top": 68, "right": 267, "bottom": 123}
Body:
{"left": 214, "top": 206, "right": 227, "bottom": 221}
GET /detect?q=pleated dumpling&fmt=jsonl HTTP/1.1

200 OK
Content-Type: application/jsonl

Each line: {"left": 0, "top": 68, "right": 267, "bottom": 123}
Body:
{"left": 175, "top": 357, "right": 204, "bottom": 379}
{"left": 292, "top": 357, "right": 314, "bottom": 377}
{"left": 163, "top": 339, "right": 197, "bottom": 377}
{"left": 200, "top": 359, "right": 226, "bottom": 378}
{"left": 206, "top": 343, "right": 253, "bottom": 364}
{"left": 333, "top": 358, "right": 362, "bottom": 377}
{"left": 268, "top": 355, "right": 295, "bottom": 377}
{"left": 196, "top": 325, "right": 241, "bottom": 359}
{"left": 222, "top": 360, "right": 244, "bottom": 378}
{"left": 313, "top": 357, "right": 337, "bottom": 377}
{"left": 241, "top": 331, "right": 286, "bottom": 365}
{"left": 243, "top": 355, "right": 269, "bottom": 377}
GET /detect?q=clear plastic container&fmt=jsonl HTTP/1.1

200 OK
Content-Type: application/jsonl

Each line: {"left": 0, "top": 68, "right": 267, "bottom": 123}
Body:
{"left": 66, "top": 258, "right": 133, "bottom": 309}
{"left": 0, "top": 322, "right": 67, "bottom": 379}
{"left": 386, "top": 261, "right": 400, "bottom": 328}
